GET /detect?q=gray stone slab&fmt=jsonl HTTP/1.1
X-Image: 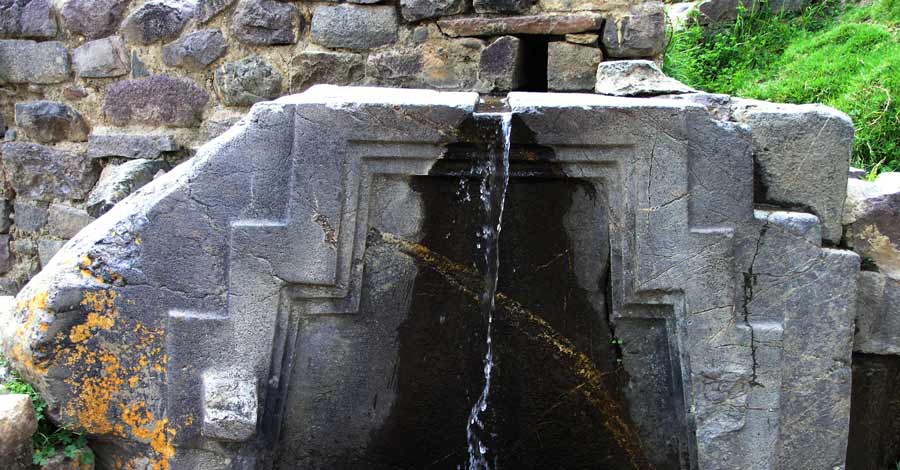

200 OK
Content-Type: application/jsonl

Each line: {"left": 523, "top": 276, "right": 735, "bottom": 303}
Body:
{"left": 14, "top": 101, "right": 90, "bottom": 144}
{"left": 102, "top": 75, "right": 209, "bottom": 127}
{"left": 161, "top": 29, "right": 227, "bottom": 71}
{"left": 86, "top": 158, "right": 169, "bottom": 217}
{"left": 595, "top": 60, "right": 694, "bottom": 96}
{"left": 547, "top": 41, "right": 602, "bottom": 91}
{"left": 0, "top": 0, "right": 57, "bottom": 39}
{"left": 73, "top": 36, "right": 129, "bottom": 78}
{"left": 12, "top": 199, "right": 48, "bottom": 233}
{"left": 311, "top": 4, "right": 398, "bottom": 50}
{"left": 0, "top": 40, "right": 69, "bottom": 84}
{"left": 87, "top": 133, "right": 178, "bottom": 160}
{"left": 400, "top": 0, "right": 465, "bottom": 21}
{"left": 230, "top": 0, "right": 299, "bottom": 46}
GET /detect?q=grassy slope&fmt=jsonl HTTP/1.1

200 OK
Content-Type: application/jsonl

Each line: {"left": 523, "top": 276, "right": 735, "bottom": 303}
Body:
{"left": 664, "top": 0, "right": 900, "bottom": 174}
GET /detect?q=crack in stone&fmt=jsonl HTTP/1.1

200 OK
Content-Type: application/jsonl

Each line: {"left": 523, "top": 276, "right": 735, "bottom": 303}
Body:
{"left": 742, "top": 217, "right": 770, "bottom": 388}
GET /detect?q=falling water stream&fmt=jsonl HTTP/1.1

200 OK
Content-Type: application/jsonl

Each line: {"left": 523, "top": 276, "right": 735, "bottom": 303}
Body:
{"left": 465, "top": 112, "right": 512, "bottom": 470}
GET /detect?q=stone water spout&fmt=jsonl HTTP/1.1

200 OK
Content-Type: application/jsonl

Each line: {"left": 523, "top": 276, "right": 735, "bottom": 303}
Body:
{"left": 0, "top": 86, "right": 860, "bottom": 470}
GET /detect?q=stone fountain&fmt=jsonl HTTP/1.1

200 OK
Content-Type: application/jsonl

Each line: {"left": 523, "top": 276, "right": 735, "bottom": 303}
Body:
{"left": 0, "top": 86, "right": 859, "bottom": 470}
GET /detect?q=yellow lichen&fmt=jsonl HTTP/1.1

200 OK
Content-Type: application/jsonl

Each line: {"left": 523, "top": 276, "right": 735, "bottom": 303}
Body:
{"left": 120, "top": 402, "right": 155, "bottom": 440}
{"left": 149, "top": 418, "right": 176, "bottom": 470}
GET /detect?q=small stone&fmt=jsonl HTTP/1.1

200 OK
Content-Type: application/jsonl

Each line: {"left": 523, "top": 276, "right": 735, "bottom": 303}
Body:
{"left": 61, "top": 0, "right": 130, "bottom": 39}
{"left": 478, "top": 35, "right": 524, "bottom": 92}
{"left": 547, "top": 41, "right": 602, "bottom": 91}
{"left": 0, "top": 198, "right": 11, "bottom": 233}
{"left": 290, "top": 51, "right": 364, "bottom": 92}
{"left": 400, "top": 0, "right": 465, "bottom": 22}
{"left": 230, "top": 0, "right": 299, "bottom": 46}
{"left": 595, "top": 60, "right": 695, "bottom": 96}
{"left": 844, "top": 173, "right": 900, "bottom": 278}
{"left": 0, "top": 40, "right": 69, "bottom": 84}
{"left": 63, "top": 85, "right": 89, "bottom": 100}
{"left": 87, "top": 133, "right": 178, "bottom": 160}
{"left": 602, "top": 2, "right": 667, "bottom": 58}
{"left": 437, "top": 14, "right": 603, "bottom": 37}
{"left": 0, "top": 394, "right": 37, "bottom": 469}
{"left": 215, "top": 57, "right": 282, "bottom": 107}
{"left": 198, "top": 107, "right": 243, "bottom": 141}
{"left": 1, "top": 143, "right": 99, "bottom": 201}
{"left": 474, "top": 0, "right": 530, "bottom": 14}
{"left": 131, "top": 51, "right": 150, "bottom": 78}
{"left": 13, "top": 200, "right": 47, "bottom": 233}
{"left": 37, "top": 239, "right": 66, "bottom": 267}
{"left": 0, "top": 234, "right": 10, "bottom": 274}
{"left": 11, "top": 239, "right": 35, "bottom": 257}
{"left": 311, "top": 4, "right": 398, "bottom": 50}
{"left": 0, "top": 0, "right": 57, "bottom": 39}
{"left": 14, "top": 101, "right": 90, "bottom": 143}
{"left": 86, "top": 159, "right": 168, "bottom": 216}
{"left": 48, "top": 203, "right": 94, "bottom": 238}
{"left": 565, "top": 32, "right": 598, "bottom": 45}
{"left": 202, "top": 371, "right": 258, "bottom": 442}
{"left": 849, "top": 167, "right": 867, "bottom": 180}
{"left": 162, "top": 29, "right": 227, "bottom": 71}
{"left": 102, "top": 75, "right": 209, "bottom": 127}
{"left": 72, "top": 35, "right": 128, "bottom": 78}
{"left": 120, "top": 0, "right": 193, "bottom": 45}
{"left": 196, "top": 0, "right": 235, "bottom": 23}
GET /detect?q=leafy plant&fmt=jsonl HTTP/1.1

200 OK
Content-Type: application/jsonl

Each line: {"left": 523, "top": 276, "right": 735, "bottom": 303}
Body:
{"left": 665, "top": 0, "right": 900, "bottom": 173}
{"left": 0, "top": 354, "right": 93, "bottom": 466}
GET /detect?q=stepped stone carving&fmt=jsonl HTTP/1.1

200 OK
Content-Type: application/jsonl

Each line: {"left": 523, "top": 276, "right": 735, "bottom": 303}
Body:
{"left": 0, "top": 86, "right": 859, "bottom": 469}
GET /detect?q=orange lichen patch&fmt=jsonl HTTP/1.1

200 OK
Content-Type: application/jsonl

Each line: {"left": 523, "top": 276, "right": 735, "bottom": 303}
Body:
{"left": 149, "top": 418, "right": 176, "bottom": 470}
{"left": 128, "top": 375, "right": 141, "bottom": 389}
{"left": 120, "top": 402, "right": 156, "bottom": 440}
{"left": 70, "top": 290, "right": 119, "bottom": 343}
{"left": 65, "top": 350, "right": 124, "bottom": 434}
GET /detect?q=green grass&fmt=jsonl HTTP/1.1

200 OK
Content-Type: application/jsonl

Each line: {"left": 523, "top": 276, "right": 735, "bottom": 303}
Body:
{"left": 0, "top": 354, "right": 93, "bottom": 466}
{"left": 664, "top": 0, "right": 900, "bottom": 173}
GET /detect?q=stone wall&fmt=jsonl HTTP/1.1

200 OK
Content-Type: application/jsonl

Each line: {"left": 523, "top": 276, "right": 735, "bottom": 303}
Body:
{"left": 0, "top": 0, "right": 666, "bottom": 296}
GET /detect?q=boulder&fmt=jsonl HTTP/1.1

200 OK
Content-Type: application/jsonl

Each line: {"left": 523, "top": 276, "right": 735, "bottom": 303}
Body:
{"left": 120, "top": 0, "right": 193, "bottom": 45}
{"left": 1, "top": 143, "right": 99, "bottom": 201}
{"left": 102, "top": 75, "right": 209, "bottom": 127}
{"left": 290, "top": 51, "right": 364, "bottom": 92}
{"left": 0, "top": 0, "right": 57, "bottom": 39}
{"left": 601, "top": 2, "right": 667, "bottom": 58}
{"left": 0, "top": 40, "right": 69, "bottom": 84}
{"left": 72, "top": 36, "right": 129, "bottom": 78}
{"left": 215, "top": 57, "right": 283, "bottom": 107}
{"left": 162, "top": 29, "right": 227, "bottom": 71}
{"left": 230, "top": 0, "right": 299, "bottom": 45}
{"left": 844, "top": 172, "right": 900, "bottom": 279}
{"left": 60, "top": 0, "right": 130, "bottom": 39}
{"left": 595, "top": 60, "right": 694, "bottom": 96}
{"left": 547, "top": 41, "right": 602, "bottom": 91}
{"left": 86, "top": 159, "right": 169, "bottom": 217}
{"left": 14, "top": 101, "right": 90, "bottom": 143}
{"left": 0, "top": 394, "right": 37, "bottom": 470}
{"left": 311, "top": 4, "right": 398, "bottom": 50}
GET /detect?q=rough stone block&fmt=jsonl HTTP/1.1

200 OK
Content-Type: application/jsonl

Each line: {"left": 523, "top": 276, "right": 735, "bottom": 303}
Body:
{"left": 0, "top": 394, "right": 37, "bottom": 469}
{"left": 0, "top": 0, "right": 57, "bottom": 39}
{"left": 230, "top": 0, "right": 299, "bottom": 45}
{"left": 60, "top": 0, "right": 130, "bottom": 39}
{"left": 0, "top": 199, "right": 11, "bottom": 233}
{"left": 732, "top": 99, "right": 853, "bottom": 243}
{"left": 311, "top": 4, "right": 398, "bottom": 50}
{"left": 14, "top": 101, "right": 90, "bottom": 143}
{"left": 86, "top": 159, "right": 168, "bottom": 217}
{"left": 48, "top": 203, "right": 94, "bottom": 239}
{"left": 474, "top": 0, "right": 530, "bottom": 14}
{"left": 477, "top": 35, "right": 524, "bottom": 92}
{"left": 120, "top": 0, "right": 193, "bottom": 45}
{"left": 162, "top": 29, "right": 227, "bottom": 71}
{"left": 12, "top": 200, "right": 48, "bottom": 233}
{"left": 565, "top": 32, "right": 598, "bottom": 45}
{"left": 215, "top": 57, "right": 282, "bottom": 107}
{"left": 601, "top": 2, "right": 667, "bottom": 58}
{"left": 202, "top": 370, "right": 258, "bottom": 442}
{"left": 438, "top": 14, "right": 603, "bottom": 37}
{"left": 2, "top": 143, "right": 99, "bottom": 201}
{"left": 855, "top": 271, "right": 900, "bottom": 355}
{"left": 547, "top": 41, "right": 601, "bottom": 91}
{"left": 102, "top": 75, "right": 209, "bottom": 127}
{"left": 37, "top": 238, "right": 65, "bottom": 268}
{"left": 367, "top": 38, "right": 484, "bottom": 90}
{"left": 198, "top": 107, "right": 243, "bottom": 142}
{"left": 290, "top": 51, "right": 364, "bottom": 92}
{"left": 0, "top": 234, "right": 10, "bottom": 274}
{"left": 72, "top": 35, "right": 129, "bottom": 78}
{"left": 366, "top": 49, "right": 424, "bottom": 88}
{"left": 87, "top": 133, "right": 178, "bottom": 160}
{"left": 400, "top": 0, "right": 465, "bottom": 22}
{"left": 844, "top": 172, "right": 900, "bottom": 279}
{"left": 595, "top": 60, "right": 694, "bottom": 97}
{"left": 0, "top": 40, "right": 69, "bottom": 84}
{"left": 195, "top": 0, "right": 234, "bottom": 23}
